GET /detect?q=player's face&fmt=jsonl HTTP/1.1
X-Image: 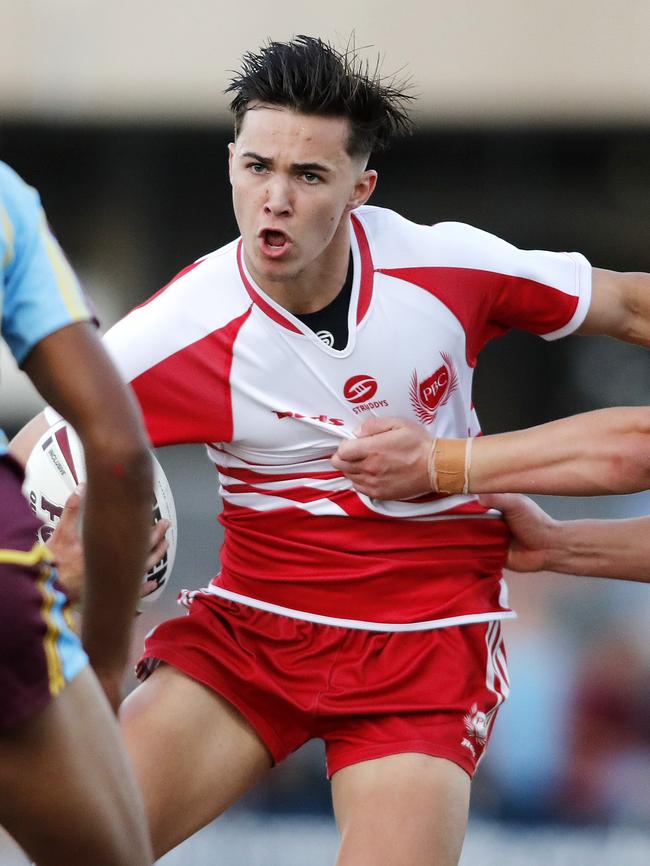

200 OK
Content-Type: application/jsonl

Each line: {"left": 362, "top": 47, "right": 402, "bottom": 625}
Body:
{"left": 229, "top": 104, "right": 376, "bottom": 298}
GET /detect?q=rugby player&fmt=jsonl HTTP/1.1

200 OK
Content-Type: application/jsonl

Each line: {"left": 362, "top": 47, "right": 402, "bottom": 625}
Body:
{"left": 14, "top": 36, "right": 650, "bottom": 866}
{"left": 0, "top": 162, "right": 154, "bottom": 866}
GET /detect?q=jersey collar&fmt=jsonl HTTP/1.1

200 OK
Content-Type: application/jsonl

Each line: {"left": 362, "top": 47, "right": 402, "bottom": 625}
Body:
{"left": 236, "top": 213, "right": 375, "bottom": 342}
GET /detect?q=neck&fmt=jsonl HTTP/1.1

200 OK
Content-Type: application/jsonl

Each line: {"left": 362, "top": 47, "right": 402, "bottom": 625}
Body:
{"left": 244, "top": 216, "right": 352, "bottom": 314}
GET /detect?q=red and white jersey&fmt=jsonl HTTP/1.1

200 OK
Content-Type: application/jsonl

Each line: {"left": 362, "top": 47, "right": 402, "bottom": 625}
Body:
{"left": 104, "top": 205, "right": 591, "bottom": 631}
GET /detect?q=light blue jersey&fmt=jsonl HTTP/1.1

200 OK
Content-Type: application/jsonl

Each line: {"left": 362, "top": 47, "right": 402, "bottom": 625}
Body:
{"left": 0, "top": 161, "right": 93, "bottom": 453}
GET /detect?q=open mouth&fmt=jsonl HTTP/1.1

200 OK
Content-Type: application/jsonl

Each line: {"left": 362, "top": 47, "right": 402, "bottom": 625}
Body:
{"left": 266, "top": 230, "right": 287, "bottom": 247}
{"left": 259, "top": 229, "right": 291, "bottom": 258}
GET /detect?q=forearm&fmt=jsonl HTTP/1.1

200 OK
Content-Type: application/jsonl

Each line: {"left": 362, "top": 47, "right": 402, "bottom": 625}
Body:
{"left": 580, "top": 269, "right": 650, "bottom": 348}
{"left": 81, "top": 440, "right": 152, "bottom": 672}
{"left": 544, "top": 516, "right": 650, "bottom": 582}
{"left": 466, "top": 407, "right": 650, "bottom": 496}
{"left": 22, "top": 323, "right": 153, "bottom": 675}
{"left": 11, "top": 415, "right": 150, "bottom": 668}
{"left": 617, "top": 271, "right": 650, "bottom": 347}
{"left": 334, "top": 409, "right": 650, "bottom": 501}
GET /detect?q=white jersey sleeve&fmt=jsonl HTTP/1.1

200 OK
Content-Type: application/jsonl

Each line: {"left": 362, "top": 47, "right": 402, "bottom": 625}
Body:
{"left": 363, "top": 208, "right": 591, "bottom": 365}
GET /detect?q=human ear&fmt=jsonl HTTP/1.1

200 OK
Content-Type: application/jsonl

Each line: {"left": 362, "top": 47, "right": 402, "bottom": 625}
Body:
{"left": 347, "top": 169, "right": 378, "bottom": 211}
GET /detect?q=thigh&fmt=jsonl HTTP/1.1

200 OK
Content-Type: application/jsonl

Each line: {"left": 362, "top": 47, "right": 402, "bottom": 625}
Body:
{"left": 119, "top": 662, "right": 273, "bottom": 859}
{"left": 0, "top": 667, "right": 152, "bottom": 866}
{"left": 331, "top": 753, "right": 470, "bottom": 866}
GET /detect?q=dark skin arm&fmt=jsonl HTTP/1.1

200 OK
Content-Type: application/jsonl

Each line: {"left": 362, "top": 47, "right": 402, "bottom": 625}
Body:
{"left": 21, "top": 321, "right": 153, "bottom": 711}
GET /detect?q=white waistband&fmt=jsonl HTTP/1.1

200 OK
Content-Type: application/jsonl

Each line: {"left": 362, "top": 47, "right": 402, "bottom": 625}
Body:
{"left": 194, "top": 584, "right": 517, "bottom": 633}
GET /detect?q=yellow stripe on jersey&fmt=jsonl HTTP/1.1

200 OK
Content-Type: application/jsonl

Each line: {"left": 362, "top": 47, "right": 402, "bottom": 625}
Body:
{"left": 36, "top": 562, "right": 66, "bottom": 696}
{"left": 0, "top": 542, "right": 51, "bottom": 566}
{"left": 39, "top": 214, "right": 89, "bottom": 320}
{"left": 0, "top": 543, "right": 65, "bottom": 695}
{"left": 0, "top": 201, "right": 15, "bottom": 268}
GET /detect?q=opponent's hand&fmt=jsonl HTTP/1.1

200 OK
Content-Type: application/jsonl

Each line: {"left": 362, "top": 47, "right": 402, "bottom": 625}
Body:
{"left": 48, "top": 486, "right": 85, "bottom": 602}
{"left": 331, "top": 416, "right": 432, "bottom": 500}
{"left": 139, "top": 519, "right": 171, "bottom": 600}
{"left": 479, "top": 493, "right": 557, "bottom": 573}
{"left": 50, "top": 487, "right": 171, "bottom": 602}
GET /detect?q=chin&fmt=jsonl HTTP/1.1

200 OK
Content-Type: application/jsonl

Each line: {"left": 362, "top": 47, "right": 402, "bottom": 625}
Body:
{"left": 252, "top": 255, "right": 301, "bottom": 283}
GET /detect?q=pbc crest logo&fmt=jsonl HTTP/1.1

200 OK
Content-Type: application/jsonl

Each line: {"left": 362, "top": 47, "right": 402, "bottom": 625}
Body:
{"left": 463, "top": 703, "right": 488, "bottom": 746}
{"left": 409, "top": 353, "right": 458, "bottom": 425}
{"left": 461, "top": 703, "right": 489, "bottom": 759}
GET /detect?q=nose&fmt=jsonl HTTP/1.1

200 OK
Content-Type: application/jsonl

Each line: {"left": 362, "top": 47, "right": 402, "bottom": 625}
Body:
{"left": 264, "top": 176, "right": 293, "bottom": 217}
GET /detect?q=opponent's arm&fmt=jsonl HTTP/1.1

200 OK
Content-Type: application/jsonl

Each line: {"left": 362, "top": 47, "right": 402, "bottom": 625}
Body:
{"left": 479, "top": 493, "right": 650, "bottom": 583}
{"left": 331, "top": 407, "right": 650, "bottom": 500}
{"left": 577, "top": 268, "right": 650, "bottom": 347}
{"left": 463, "top": 406, "right": 650, "bottom": 495}
{"left": 21, "top": 321, "right": 153, "bottom": 711}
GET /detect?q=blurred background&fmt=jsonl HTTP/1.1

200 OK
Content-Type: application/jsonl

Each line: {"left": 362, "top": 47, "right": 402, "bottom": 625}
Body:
{"left": 2, "top": 2, "right": 649, "bottom": 863}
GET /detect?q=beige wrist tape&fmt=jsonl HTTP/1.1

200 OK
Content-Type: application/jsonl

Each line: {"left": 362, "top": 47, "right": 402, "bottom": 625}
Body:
{"left": 427, "top": 437, "right": 473, "bottom": 495}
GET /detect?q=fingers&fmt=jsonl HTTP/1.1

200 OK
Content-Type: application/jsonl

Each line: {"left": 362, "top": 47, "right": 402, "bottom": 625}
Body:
{"left": 48, "top": 486, "right": 86, "bottom": 603}
{"left": 139, "top": 578, "right": 160, "bottom": 599}
{"left": 355, "top": 416, "right": 406, "bottom": 437}
{"left": 334, "top": 417, "right": 415, "bottom": 463}
{"left": 332, "top": 416, "right": 434, "bottom": 501}
{"left": 477, "top": 493, "right": 511, "bottom": 512}
{"left": 56, "top": 484, "right": 84, "bottom": 533}
{"left": 151, "top": 518, "right": 170, "bottom": 545}
{"left": 145, "top": 519, "right": 170, "bottom": 573}
{"left": 142, "top": 521, "right": 170, "bottom": 596}
{"left": 334, "top": 425, "right": 400, "bottom": 463}
{"left": 478, "top": 493, "right": 533, "bottom": 517}
{"left": 145, "top": 539, "right": 170, "bottom": 574}
{"left": 333, "top": 437, "right": 375, "bottom": 464}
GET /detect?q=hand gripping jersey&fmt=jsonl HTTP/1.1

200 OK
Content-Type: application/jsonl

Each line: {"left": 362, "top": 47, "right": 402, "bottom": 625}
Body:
{"left": 0, "top": 162, "right": 93, "bottom": 453}
{"left": 105, "top": 206, "right": 591, "bottom": 630}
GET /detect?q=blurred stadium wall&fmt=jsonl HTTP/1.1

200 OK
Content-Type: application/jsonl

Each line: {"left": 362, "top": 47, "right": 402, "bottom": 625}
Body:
{"left": 3, "top": 1, "right": 650, "bottom": 125}
{"left": 2, "top": 2, "right": 649, "bottom": 863}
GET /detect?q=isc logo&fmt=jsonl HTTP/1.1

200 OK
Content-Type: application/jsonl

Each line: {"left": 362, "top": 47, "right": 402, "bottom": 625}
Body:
{"left": 343, "top": 374, "right": 378, "bottom": 404}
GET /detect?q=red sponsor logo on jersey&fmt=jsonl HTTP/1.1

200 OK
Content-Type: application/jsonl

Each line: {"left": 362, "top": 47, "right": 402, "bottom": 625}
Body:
{"left": 274, "top": 411, "right": 345, "bottom": 427}
{"left": 343, "top": 374, "right": 378, "bottom": 404}
{"left": 409, "top": 353, "right": 458, "bottom": 425}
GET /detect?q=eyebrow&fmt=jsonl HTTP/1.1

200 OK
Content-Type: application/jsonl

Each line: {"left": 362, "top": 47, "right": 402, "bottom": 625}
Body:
{"left": 241, "top": 151, "right": 331, "bottom": 173}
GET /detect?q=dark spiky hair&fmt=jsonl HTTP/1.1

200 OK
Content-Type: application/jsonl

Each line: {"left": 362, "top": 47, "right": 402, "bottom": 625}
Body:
{"left": 226, "top": 35, "right": 414, "bottom": 158}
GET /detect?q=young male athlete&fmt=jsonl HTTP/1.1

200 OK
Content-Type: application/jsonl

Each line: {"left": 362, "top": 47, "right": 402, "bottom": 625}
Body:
{"left": 16, "top": 37, "right": 650, "bottom": 866}
{"left": 0, "top": 162, "right": 154, "bottom": 866}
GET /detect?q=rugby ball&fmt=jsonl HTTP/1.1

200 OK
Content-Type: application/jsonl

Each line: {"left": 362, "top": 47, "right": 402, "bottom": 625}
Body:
{"left": 22, "top": 420, "right": 176, "bottom": 611}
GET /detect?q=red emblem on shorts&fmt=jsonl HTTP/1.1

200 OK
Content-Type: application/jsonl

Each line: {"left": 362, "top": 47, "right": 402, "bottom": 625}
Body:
{"left": 344, "top": 374, "right": 378, "bottom": 404}
{"left": 409, "top": 353, "right": 458, "bottom": 425}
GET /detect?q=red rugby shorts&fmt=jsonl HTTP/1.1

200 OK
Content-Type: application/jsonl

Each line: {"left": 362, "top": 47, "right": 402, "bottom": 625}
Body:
{"left": 138, "top": 592, "right": 509, "bottom": 777}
